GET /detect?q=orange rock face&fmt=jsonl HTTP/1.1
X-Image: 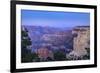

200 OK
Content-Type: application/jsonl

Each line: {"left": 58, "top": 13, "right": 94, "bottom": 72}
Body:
{"left": 36, "top": 47, "right": 53, "bottom": 60}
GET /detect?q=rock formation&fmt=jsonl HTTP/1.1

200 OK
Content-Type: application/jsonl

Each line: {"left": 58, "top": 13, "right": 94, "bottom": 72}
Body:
{"left": 69, "top": 26, "right": 90, "bottom": 57}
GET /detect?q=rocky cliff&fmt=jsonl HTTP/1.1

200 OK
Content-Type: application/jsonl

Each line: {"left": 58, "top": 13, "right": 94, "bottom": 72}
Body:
{"left": 69, "top": 26, "right": 90, "bottom": 57}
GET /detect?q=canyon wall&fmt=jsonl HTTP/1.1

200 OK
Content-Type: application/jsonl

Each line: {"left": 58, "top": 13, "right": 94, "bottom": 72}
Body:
{"left": 69, "top": 26, "right": 90, "bottom": 57}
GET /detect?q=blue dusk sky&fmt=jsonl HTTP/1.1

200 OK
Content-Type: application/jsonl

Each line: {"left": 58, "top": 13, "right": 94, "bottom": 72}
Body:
{"left": 21, "top": 10, "right": 90, "bottom": 28}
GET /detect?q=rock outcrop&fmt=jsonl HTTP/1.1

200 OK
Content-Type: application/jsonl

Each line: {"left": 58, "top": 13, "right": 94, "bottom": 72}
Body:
{"left": 69, "top": 26, "right": 90, "bottom": 57}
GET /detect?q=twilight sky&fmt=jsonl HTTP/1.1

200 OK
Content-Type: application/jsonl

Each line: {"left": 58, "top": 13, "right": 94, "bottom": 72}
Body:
{"left": 21, "top": 10, "right": 90, "bottom": 28}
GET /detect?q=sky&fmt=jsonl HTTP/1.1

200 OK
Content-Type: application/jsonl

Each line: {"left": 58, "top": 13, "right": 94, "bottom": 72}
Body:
{"left": 21, "top": 10, "right": 90, "bottom": 28}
